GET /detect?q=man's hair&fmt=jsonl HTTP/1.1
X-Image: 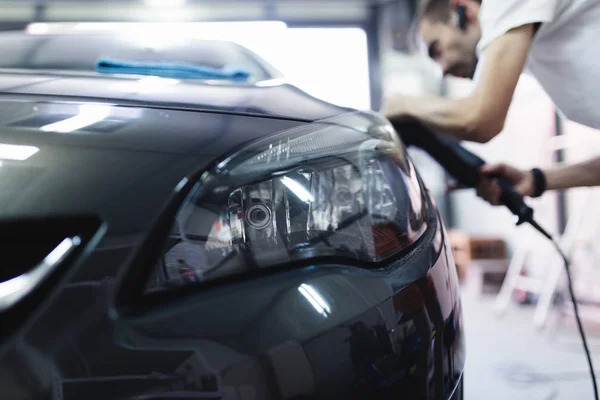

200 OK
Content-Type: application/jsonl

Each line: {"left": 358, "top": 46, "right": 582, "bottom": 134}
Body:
{"left": 416, "top": 0, "right": 454, "bottom": 24}
{"left": 407, "top": 0, "right": 482, "bottom": 53}
{"left": 415, "top": 0, "right": 482, "bottom": 22}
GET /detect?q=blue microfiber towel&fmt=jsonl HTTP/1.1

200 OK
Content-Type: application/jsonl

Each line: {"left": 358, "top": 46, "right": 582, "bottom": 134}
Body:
{"left": 95, "top": 58, "right": 252, "bottom": 81}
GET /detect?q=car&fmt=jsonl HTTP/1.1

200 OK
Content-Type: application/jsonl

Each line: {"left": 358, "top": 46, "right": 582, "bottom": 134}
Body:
{"left": 0, "top": 29, "right": 283, "bottom": 82}
{"left": 0, "top": 68, "right": 465, "bottom": 400}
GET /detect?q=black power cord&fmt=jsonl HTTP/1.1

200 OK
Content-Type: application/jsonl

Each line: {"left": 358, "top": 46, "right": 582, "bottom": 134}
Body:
{"left": 528, "top": 219, "right": 599, "bottom": 400}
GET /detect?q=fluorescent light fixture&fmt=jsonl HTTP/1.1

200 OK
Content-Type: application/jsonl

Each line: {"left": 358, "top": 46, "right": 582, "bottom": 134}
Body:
{"left": 0, "top": 143, "right": 39, "bottom": 161}
{"left": 26, "top": 23, "right": 50, "bottom": 35}
{"left": 281, "top": 176, "right": 314, "bottom": 203}
{"left": 298, "top": 284, "right": 330, "bottom": 318}
{"left": 41, "top": 104, "right": 111, "bottom": 133}
{"left": 146, "top": 0, "right": 186, "bottom": 6}
{"left": 26, "top": 22, "right": 78, "bottom": 35}
{"left": 26, "top": 21, "right": 287, "bottom": 36}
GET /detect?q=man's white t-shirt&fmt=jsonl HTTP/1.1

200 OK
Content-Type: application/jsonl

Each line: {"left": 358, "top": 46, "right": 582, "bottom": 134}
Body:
{"left": 475, "top": 0, "right": 600, "bottom": 130}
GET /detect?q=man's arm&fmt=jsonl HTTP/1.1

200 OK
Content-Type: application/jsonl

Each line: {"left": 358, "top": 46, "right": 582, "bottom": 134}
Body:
{"left": 477, "top": 157, "right": 600, "bottom": 205}
{"left": 385, "top": 24, "right": 534, "bottom": 143}
{"left": 543, "top": 157, "right": 600, "bottom": 191}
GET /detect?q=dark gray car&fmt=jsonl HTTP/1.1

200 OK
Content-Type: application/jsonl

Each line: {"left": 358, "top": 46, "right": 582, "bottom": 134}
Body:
{"left": 0, "top": 68, "right": 465, "bottom": 400}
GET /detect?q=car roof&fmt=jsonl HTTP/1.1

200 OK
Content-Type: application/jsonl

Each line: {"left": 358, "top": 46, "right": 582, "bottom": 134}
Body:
{"left": 0, "top": 31, "right": 283, "bottom": 81}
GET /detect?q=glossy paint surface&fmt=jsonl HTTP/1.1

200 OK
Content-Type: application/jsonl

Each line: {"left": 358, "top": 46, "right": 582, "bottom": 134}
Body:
{"left": 0, "top": 79, "right": 464, "bottom": 400}
{"left": 0, "top": 71, "right": 351, "bottom": 121}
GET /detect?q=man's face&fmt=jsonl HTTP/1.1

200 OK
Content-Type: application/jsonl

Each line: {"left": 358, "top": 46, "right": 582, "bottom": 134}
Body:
{"left": 419, "top": 17, "right": 480, "bottom": 79}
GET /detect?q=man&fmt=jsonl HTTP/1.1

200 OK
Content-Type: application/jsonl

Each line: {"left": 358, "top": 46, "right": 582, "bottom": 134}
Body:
{"left": 385, "top": 0, "right": 600, "bottom": 204}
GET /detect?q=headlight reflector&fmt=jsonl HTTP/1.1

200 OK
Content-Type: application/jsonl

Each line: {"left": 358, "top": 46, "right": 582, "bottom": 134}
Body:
{"left": 155, "top": 114, "right": 430, "bottom": 287}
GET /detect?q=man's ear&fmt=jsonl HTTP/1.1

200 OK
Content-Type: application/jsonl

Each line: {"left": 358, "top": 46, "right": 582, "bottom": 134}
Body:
{"left": 452, "top": 0, "right": 480, "bottom": 23}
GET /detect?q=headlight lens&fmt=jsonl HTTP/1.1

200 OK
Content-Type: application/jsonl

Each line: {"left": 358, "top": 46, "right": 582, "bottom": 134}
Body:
{"left": 156, "top": 113, "right": 430, "bottom": 287}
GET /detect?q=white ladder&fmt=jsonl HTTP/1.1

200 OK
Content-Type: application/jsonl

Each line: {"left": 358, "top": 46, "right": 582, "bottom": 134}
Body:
{"left": 492, "top": 193, "right": 593, "bottom": 321}
{"left": 492, "top": 135, "right": 600, "bottom": 328}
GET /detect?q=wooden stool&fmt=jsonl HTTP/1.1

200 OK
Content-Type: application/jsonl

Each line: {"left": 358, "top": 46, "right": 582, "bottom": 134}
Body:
{"left": 467, "top": 259, "right": 510, "bottom": 296}
{"left": 447, "top": 230, "right": 507, "bottom": 288}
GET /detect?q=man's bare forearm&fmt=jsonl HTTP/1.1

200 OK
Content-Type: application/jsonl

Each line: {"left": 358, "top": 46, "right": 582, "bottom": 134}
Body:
{"left": 543, "top": 156, "right": 600, "bottom": 191}
{"left": 386, "top": 95, "right": 500, "bottom": 143}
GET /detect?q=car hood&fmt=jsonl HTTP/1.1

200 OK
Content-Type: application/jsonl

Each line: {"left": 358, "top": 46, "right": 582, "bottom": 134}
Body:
{"left": 0, "top": 70, "right": 352, "bottom": 121}
{"left": 0, "top": 98, "right": 307, "bottom": 239}
{"left": 0, "top": 81, "right": 362, "bottom": 281}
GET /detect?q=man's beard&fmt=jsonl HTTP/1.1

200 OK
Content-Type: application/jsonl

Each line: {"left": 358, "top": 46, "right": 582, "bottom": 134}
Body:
{"left": 449, "top": 55, "right": 479, "bottom": 79}
{"left": 467, "top": 56, "right": 479, "bottom": 79}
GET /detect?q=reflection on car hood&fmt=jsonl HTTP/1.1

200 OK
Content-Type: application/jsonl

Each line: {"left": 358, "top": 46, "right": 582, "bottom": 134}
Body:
{"left": 0, "top": 70, "right": 352, "bottom": 121}
{"left": 0, "top": 99, "right": 306, "bottom": 237}
{"left": 0, "top": 72, "right": 357, "bottom": 281}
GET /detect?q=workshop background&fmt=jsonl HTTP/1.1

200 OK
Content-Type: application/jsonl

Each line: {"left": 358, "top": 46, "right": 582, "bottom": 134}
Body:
{"left": 1, "top": 0, "right": 599, "bottom": 398}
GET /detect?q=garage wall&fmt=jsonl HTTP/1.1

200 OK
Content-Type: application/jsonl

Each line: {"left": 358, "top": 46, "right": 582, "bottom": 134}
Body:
{"left": 206, "top": 23, "right": 372, "bottom": 110}
{"left": 561, "top": 120, "right": 600, "bottom": 220}
{"left": 559, "top": 120, "right": 600, "bottom": 284}
{"left": 263, "top": 27, "right": 371, "bottom": 110}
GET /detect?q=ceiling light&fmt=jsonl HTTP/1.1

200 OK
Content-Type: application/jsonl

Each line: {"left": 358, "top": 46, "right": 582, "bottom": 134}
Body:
{"left": 145, "top": 0, "right": 186, "bottom": 7}
{"left": 26, "top": 21, "right": 287, "bottom": 37}
{"left": 26, "top": 23, "right": 50, "bottom": 35}
{"left": 0, "top": 144, "right": 39, "bottom": 161}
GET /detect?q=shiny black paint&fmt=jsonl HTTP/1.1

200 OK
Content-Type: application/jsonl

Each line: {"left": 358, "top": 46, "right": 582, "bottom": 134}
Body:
{"left": 0, "top": 215, "right": 106, "bottom": 356}
{"left": 0, "top": 71, "right": 352, "bottom": 121}
{"left": 0, "top": 75, "right": 464, "bottom": 400}
{"left": 21, "top": 211, "right": 463, "bottom": 400}
{"left": 0, "top": 100, "right": 303, "bottom": 236}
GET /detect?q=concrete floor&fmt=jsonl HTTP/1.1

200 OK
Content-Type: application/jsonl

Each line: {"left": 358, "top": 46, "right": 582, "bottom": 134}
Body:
{"left": 461, "top": 285, "right": 600, "bottom": 400}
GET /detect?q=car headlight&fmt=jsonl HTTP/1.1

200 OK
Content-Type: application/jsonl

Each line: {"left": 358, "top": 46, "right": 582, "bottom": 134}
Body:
{"left": 157, "top": 113, "right": 430, "bottom": 286}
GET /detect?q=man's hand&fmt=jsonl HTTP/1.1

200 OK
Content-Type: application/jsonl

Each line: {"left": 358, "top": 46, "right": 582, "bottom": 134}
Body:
{"left": 383, "top": 94, "right": 411, "bottom": 121}
{"left": 476, "top": 163, "right": 535, "bottom": 205}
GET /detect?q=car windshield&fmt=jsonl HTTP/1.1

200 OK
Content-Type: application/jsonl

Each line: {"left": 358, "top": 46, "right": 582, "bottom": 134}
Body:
{"left": 0, "top": 31, "right": 279, "bottom": 81}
